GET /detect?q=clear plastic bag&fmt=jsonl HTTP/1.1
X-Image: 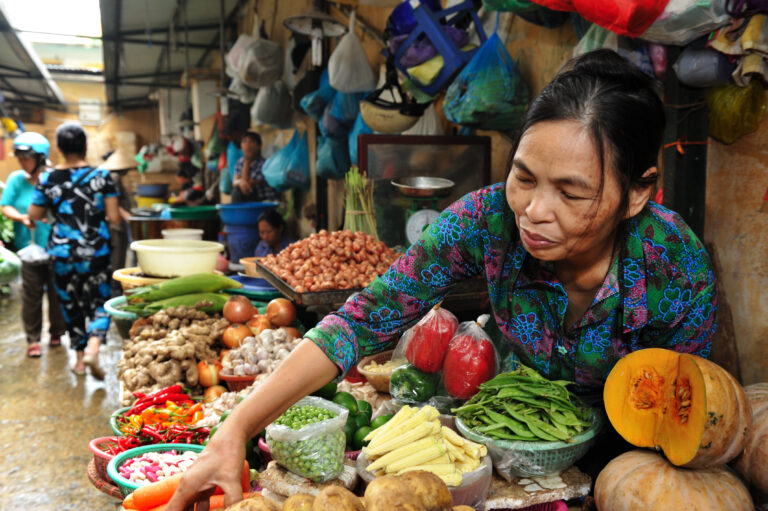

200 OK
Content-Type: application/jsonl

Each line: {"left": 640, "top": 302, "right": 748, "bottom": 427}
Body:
{"left": 17, "top": 243, "right": 49, "bottom": 265}
{"left": 402, "top": 104, "right": 444, "bottom": 136}
{"left": 238, "top": 31, "right": 283, "bottom": 89}
{"left": 639, "top": 0, "right": 731, "bottom": 45}
{"left": 442, "top": 315, "right": 499, "bottom": 400}
{"left": 228, "top": 76, "right": 257, "bottom": 104}
{"left": 226, "top": 34, "right": 256, "bottom": 78}
{"left": 251, "top": 81, "right": 293, "bottom": 128}
{"left": 328, "top": 12, "right": 377, "bottom": 93}
{"left": 392, "top": 304, "right": 458, "bottom": 374}
{"left": 266, "top": 396, "right": 348, "bottom": 482}
{"left": 672, "top": 46, "right": 735, "bottom": 87}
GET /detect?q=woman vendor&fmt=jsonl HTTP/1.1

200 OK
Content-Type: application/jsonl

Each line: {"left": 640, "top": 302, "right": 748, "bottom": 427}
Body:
{"left": 253, "top": 209, "right": 293, "bottom": 258}
{"left": 166, "top": 50, "right": 716, "bottom": 509}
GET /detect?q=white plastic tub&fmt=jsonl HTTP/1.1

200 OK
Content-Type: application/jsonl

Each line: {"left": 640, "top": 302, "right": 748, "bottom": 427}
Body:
{"left": 161, "top": 228, "right": 204, "bottom": 241}
{"left": 131, "top": 239, "right": 224, "bottom": 277}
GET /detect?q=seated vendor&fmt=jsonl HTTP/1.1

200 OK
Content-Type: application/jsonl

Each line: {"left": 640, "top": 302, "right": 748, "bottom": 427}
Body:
{"left": 171, "top": 165, "right": 205, "bottom": 207}
{"left": 253, "top": 209, "right": 293, "bottom": 257}
{"left": 166, "top": 50, "right": 717, "bottom": 509}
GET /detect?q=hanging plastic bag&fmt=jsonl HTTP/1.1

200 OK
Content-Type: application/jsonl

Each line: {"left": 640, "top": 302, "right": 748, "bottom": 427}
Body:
{"left": 300, "top": 70, "right": 336, "bottom": 123}
{"left": 402, "top": 104, "right": 444, "bottom": 135}
{"left": 348, "top": 113, "right": 373, "bottom": 165}
{"left": 238, "top": 19, "right": 283, "bottom": 89}
{"left": 482, "top": 0, "right": 570, "bottom": 27}
{"left": 532, "top": 0, "right": 669, "bottom": 37}
{"left": 672, "top": 46, "right": 735, "bottom": 87}
{"left": 328, "top": 12, "right": 377, "bottom": 93}
{"left": 315, "top": 136, "right": 350, "bottom": 180}
{"left": 226, "top": 33, "right": 256, "bottom": 78}
{"left": 251, "top": 81, "right": 293, "bottom": 129}
{"left": 706, "top": 81, "right": 767, "bottom": 144}
{"left": 574, "top": 25, "right": 655, "bottom": 78}
{"left": 0, "top": 246, "right": 21, "bottom": 284}
{"left": 228, "top": 76, "right": 257, "bottom": 104}
{"left": 262, "top": 131, "right": 285, "bottom": 160}
{"left": 639, "top": 0, "right": 730, "bottom": 45}
{"left": 443, "top": 28, "right": 530, "bottom": 131}
{"left": 322, "top": 91, "right": 365, "bottom": 137}
{"left": 262, "top": 130, "right": 311, "bottom": 191}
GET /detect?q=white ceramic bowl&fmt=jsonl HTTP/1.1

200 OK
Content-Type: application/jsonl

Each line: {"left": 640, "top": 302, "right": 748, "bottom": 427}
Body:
{"left": 130, "top": 239, "right": 224, "bottom": 277}
{"left": 161, "top": 228, "right": 204, "bottom": 241}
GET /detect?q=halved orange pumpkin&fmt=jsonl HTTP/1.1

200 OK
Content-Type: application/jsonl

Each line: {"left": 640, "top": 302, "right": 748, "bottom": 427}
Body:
{"left": 604, "top": 348, "right": 751, "bottom": 468}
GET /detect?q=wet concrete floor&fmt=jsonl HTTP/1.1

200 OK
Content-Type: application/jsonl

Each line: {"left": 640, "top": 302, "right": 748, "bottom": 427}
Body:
{"left": 0, "top": 283, "right": 124, "bottom": 510}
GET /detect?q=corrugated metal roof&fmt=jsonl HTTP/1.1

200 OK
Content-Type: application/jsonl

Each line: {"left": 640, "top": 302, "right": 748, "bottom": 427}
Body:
{"left": 100, "top": 0, "right": 247, "bottom": 110}
{"left": 0, "top": 3, "right": 66, "bottom": 109}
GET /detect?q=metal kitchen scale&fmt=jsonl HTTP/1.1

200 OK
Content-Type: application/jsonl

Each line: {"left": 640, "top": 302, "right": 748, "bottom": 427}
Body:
{"left": 391, "top": 177, "right": 455, "bottom": 245}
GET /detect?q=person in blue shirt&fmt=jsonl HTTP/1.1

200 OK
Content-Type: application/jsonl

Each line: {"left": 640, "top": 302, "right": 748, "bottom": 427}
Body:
{"left": 253, "top": 209, "right": 293, "bottom": 258}
{"left": 28, "top": 123, "right": 120, "bottom": 379}
{"left": 231, "top": 132, "right": 280, "bottom": 204}
{"left": 0, "top": 132, "right": 66, "bottom": 358}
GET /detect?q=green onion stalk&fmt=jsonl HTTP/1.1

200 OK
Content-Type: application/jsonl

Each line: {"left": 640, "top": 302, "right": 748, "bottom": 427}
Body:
{"left": 344, "top": 166, "right": 378, "bottom": 240}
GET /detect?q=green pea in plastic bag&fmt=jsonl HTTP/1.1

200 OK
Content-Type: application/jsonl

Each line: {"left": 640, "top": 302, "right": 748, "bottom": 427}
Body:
{"left": 706, "top": 81, "right": 767, "bottom": 144}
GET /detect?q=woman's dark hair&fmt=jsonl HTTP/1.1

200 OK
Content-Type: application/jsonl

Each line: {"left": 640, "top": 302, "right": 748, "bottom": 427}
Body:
{"left": 55, "top": 122, "right": 87, "bottom": 158}
{"left": 258, "top": 209, "right": 285, "bottom": 231}
{"left": 243, "top": 131, "right": 262, "bottom": 145}
{"left": 510, "top": 49, "right": 665, "bottom": 220}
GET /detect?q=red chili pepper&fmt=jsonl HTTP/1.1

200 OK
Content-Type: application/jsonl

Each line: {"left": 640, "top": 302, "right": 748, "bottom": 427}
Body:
{"left": 141, "top": 425, "right": 165, "bottom": 443}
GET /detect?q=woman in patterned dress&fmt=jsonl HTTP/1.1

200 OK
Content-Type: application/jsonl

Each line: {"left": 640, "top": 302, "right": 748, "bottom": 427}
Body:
{"left": 167, "top": 50, "right": 717, "bottom": 508}
{"left": 28, "top": 123, "right": 120, "bottom": 379}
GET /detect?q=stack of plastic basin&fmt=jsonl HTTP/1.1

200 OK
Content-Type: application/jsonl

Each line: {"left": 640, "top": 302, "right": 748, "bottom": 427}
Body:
{"left": 216, "top": 202, "right": 278, "bottom": 262}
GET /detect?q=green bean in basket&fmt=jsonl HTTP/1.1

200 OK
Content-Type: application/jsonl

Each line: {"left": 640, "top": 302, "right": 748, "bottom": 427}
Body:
{"left": 452, "top": 364, "right": 592, "bottom": 442}
{"left": 266, "top": 400, "right": 348, "bottom": 482}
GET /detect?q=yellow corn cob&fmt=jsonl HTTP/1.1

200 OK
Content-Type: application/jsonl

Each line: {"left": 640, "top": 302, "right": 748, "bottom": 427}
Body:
{"left": 366, "top": 437, "right": 440, "bottom": 472}
{"left": 441, "top": 426, "right": 467, "bottom": 446}
{"left": 366, "top": 407, "right": 438, "bottom": 450}
{"left": 443, "top": 439, "right": 470, "bottom": 463}
{"left": 364, "top": 421, "right": 435, "bottom": 457}
{"left": 385, "top": 443, "right": 447, "bottom": 473}
{"left": 396, "top": 463, "right": 460, "bottom": 477}
{"left": 364, "top": 406, "right": 415, "bottom": 442}
{"left": 462, "top": 441, "right": 487, "bottom": 459}
{"left": 456, "top": 459, "right": 481, "bottom": 473}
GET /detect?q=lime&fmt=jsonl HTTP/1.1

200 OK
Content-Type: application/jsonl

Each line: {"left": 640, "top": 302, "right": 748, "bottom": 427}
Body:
{"left": 352, "top": 412, "right": 370, "bottom": 430}
{"left": 332, "top": 392, "right": 358, "bottom": 414}
{"left": 356, "top": 400, "right": 372, "bottom": 422}
{"left": 353, "top": 426, "right": 373, "bottom": 450}
{"left": 312, "top": 381, "right": 337, "bottom": 400}
{"left": 344, "top": 419, "right": 358, "bottom": 448}
{"left": 370, "top": 413, "right": 393, "bottom": 430}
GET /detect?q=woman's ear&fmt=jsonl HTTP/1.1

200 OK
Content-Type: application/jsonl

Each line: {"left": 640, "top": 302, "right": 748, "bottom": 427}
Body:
{"left": 625, "top": 167, "right": 658, "bottom": 219}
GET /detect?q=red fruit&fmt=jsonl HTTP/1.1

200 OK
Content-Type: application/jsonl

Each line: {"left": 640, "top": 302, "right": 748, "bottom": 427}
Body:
{"left": 404, "top": 307, "right": 458, "bottom": 373}
{"left": 442, "top": 334, "right": 496, "bottom": 399}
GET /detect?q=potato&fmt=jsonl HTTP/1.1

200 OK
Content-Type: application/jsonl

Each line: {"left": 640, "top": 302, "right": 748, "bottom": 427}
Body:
{"left": 398, "top": 471, "right": 453, "bottom": 511}
{"left": 226, "top": 497, "right": 280, "bottom": 511}
{"left": 283, "top": 494, "right": 314, "bottom": 511}
{"left": 312, "top": 486, "right": 364, "bottom": 511}
{"left": 364, "top": 476, "right": 424, "bottom": 511}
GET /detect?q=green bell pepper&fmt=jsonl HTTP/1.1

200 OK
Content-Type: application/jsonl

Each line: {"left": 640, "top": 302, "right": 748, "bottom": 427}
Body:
{"left": 390, "top": 364, "right": 439, "bottom": 403}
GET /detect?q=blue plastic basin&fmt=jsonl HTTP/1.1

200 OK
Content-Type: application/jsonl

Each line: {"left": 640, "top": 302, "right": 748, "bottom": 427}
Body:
{"left": 216, "top": 202, "right": 278, "bottom": 226}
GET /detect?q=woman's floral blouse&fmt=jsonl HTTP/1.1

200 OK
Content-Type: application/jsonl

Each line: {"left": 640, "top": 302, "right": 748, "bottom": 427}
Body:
{"left": 305, "top": 183, "right": 717, "bottom": 396}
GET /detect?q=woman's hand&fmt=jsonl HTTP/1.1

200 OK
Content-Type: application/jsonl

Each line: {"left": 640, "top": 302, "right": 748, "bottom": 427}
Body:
{"left": 166, "top": 427, "right": 247, "bottom": 511}
{"left": 20, "top": 214, "right": 35, "bottom": 229}
{"left": 164, "top": 339, "right": 339, "bottom": 510}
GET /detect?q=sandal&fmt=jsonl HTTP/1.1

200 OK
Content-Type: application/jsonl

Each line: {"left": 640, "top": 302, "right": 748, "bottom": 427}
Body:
{"left": 83, "top": 352, "right": 105, "bottom": 381}
{"left": 70, "top": 365, "right": 86, "bottom": 376}
{"left": 26, "top": 343, "right": 42, "bottom": 358}
{"left": 50, "top": 337, "right": 62, "bottom": 347}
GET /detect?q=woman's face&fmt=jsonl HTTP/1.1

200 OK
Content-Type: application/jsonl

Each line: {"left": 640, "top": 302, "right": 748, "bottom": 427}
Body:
{"left": 258, "top": 220, "right": 281, "bottom": 247}
{"left": 505, "top": 120, "right": 623, "bottom": 265}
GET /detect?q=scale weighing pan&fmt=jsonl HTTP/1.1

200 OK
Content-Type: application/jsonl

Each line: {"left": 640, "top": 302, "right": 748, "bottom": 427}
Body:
{"left": 391, "top": 177, "right": 455, "bottom": 198}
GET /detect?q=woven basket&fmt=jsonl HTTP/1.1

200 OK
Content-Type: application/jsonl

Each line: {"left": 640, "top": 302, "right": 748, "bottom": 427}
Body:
{"left": 88, "top": 436, "right": 121, "bottom": 481}
{"left": 107, "top": 443, "right": 204, "bottom": 497}
{"left": 112, "top": 267, "right": 168, "bottom": 292}
{"left": 455, "top": 409, "right": 604, "bottom": 478}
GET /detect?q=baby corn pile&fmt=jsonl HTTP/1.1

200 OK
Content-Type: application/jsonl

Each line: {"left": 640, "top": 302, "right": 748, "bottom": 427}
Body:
{"left": 362, "top": 405, "right": 487, "bottom": 486}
